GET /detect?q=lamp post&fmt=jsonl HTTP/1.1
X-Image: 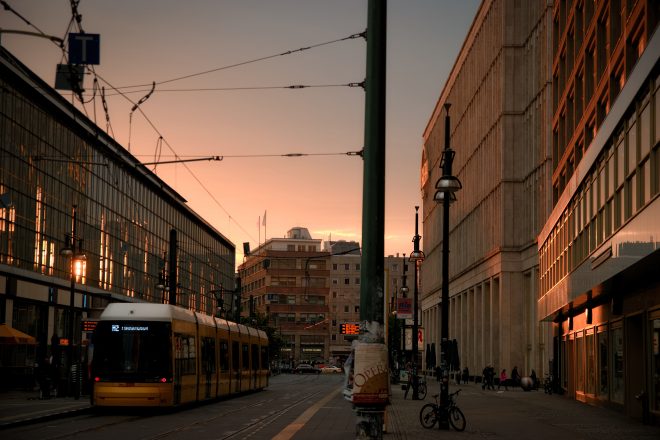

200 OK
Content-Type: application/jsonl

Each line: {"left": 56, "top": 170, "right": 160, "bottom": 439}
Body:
{"left": 433, "top": 104, "right": 461, "bottom": 416}
{"left": 409, "top": 206, "right": 425, "bottom": 400}
{"left": 155, "top": 252, "right": 170, "bottom": 303}
{"left": 400, "top": 257, "right": 408, "bottom": 371}
{"left": 60, "top": 204, "right": 86, "bottom": 399}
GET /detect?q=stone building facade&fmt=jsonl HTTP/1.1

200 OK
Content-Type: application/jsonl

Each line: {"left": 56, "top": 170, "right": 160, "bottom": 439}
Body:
{"left": 420, "top": 0, "right": 554, "bottom": 378}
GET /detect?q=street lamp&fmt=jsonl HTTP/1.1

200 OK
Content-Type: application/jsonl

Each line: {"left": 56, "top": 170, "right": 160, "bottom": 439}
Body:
{"left": 409, "top": 206, "right": 425, "bottom": 400}
{"left": 155, "top": 252, "right": 170, "bottom": 303}
{"left": 60, "top": 204, "right": 86, "bottom": 399}
{"left": 435, "top": 103, "right": 461, "bottom": 418}
{"left": 399, "top": 259, "right": 408, "bottom": 370}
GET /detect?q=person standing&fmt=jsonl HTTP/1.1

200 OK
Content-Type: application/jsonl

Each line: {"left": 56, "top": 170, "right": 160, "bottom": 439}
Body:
{"left": 498, "top": 368, "right": 508, "bottom": 391}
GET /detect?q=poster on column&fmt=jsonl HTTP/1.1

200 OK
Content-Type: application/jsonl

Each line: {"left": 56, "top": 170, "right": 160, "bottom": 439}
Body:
{"left": 404, "top": 327, "right": 424, "bottom": 351}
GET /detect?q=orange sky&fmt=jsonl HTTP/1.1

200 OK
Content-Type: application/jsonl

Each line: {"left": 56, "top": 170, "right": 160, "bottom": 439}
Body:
{"left": 1, "top": 0, "right": 480, "bottom": 266}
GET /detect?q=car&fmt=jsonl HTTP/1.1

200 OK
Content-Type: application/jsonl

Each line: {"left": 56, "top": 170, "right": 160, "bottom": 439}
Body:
{"left": 293, "top": 364, "right": 321, "bottom": 374}
{"left": 321, "top": 365, "right": 343, "bottom": 374}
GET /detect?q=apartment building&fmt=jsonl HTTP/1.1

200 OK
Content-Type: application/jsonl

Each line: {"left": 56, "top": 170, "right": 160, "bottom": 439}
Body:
{"left": 238, "top": 227, "right": 330, "bottom": 365}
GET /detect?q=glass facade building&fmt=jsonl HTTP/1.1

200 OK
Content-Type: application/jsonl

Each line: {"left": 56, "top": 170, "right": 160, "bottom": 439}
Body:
{"left": 539, "top": 0, "right": 659, "bottom": 422}
{"left": 0, "top": 47, "right": 235, "bottom": 387}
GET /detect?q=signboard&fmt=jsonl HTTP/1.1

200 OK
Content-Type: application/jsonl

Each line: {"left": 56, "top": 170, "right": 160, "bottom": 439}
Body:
{"left": 340, "top": 322, "right": 360, "bottom": 335}
{"left": 397, "top": 297, "right": 412, "bottom": 319}
{"left": 81, "top": 320, "right": 97, "bottom": 332}
{"left": 404, "top": 327, "right": 424, "bottom": 351}
{"left": 68, "top": 33, "right": 100, "bottom": 65}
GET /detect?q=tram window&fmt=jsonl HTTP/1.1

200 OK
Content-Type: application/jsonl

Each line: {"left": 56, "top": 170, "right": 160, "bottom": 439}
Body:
{"left": 175, "top": 334, "right": 196, "bottom": 375}
{"left": 251, "top": 344, "right": 259, "bottom": 370}
{"left": 242, "top": 343, "right": 249, "bottom": 369}
{"left": 260, "top": 346, "right": 269, "bottom": 369}
{"left": 220, "top": 340, "right": 229, "bottom": 371}
{"left": 232, "top": 341, "right": 239, "bottom": 371}
{"left": 202, "top": 337, "right": 216, "bottom": 374}
{"left": 92, "top": 321, "right": 172, "bottom": 380}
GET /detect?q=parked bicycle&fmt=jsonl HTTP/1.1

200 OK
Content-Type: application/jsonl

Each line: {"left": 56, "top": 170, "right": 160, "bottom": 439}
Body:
{"left": 419, "top": 389, "right": 466, "bottom": 431}
{"left": 417, "top": 375, "right": 428, "bottom": 400}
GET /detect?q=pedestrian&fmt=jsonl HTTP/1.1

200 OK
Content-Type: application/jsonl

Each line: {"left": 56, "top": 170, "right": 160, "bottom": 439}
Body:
{"left": 511, "top": 366, "right": 521, "bottom": 387}
{"left": 498, "top": 368, "right": 508, "bottom": 391}
{"left": 530, "top": 369, "right": 538, "bottom": 390}
{"left": 482, "top": 365, "right": 488, "bottom": 390}
{"left": 462, "top": 366, "right": 469, "bottom": 384}
{"left": 404, "top": 362, "right": 413, "bottom": 399}
{"left": 487, "top": 366, "right": 495, "bottom": 390}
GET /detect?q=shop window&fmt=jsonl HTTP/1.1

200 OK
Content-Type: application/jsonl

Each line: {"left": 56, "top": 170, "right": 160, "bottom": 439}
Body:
{"left": 586, "top": 331, "right": 596, "bottom": 395}
{"left": 611, "top": 326, "right": 624, "bottom": 404}
{"left": 576, "top": 334, "right": 584, "bottom": 392}
{"left": 598, "top": 330, "right": 608, "bottom": 398}
{"left": 652, "top": 319, "right": 660, "bottom": 411}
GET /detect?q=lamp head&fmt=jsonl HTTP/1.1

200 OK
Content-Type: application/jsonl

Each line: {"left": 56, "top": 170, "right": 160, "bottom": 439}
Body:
{"left": 434, "top": 190, "right": 457, "bottom": 204}
{"left": 409, "top": 249, "right": 425, "bottom": 262}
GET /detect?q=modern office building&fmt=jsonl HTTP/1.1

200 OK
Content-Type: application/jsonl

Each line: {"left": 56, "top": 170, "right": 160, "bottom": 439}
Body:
{"left": 420, "top": 0, "right": 554, "bottom": 380}
{"left": 538, "top": 0, "right": 659, "bottom": 421}
{"left": 238, "top": 227, "right": 331, "bottom": 365}
{"left": 0, "top": 47, "right": 235, "bottom": 388}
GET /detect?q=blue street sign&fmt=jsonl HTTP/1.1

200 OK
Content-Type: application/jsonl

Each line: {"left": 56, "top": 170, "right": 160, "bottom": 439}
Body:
{"left": 68, "top": 33, "right": 100, "bottom": 65}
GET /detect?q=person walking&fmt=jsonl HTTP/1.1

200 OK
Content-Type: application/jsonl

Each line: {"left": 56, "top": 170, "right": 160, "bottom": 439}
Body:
{"left": 511, "top": 366, "right": 521, "bottom": 388}
{"left": 462, "top": 366, "right": 470, "bottom": 384}
{"left": 498, "top": 368, "right": 508, "bottom": 391}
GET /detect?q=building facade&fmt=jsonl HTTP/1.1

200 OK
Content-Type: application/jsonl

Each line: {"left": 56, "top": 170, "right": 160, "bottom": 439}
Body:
{"left": 420, "top": 0, "right": 554, "bottom": 380}
{"left": 538, "top": 0, "right": 659, "bottom": 422}
{"left": 0, "top": 47, "right": 235, "bottom": 388}
{"left": 238, "top": 227, "right": 330, "bottom": 366}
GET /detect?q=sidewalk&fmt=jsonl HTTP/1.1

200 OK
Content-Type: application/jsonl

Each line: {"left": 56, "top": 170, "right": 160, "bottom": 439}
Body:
{"left": 0, "top": 389, "right": 91, "bottom": 428}
{"left": 384, "top": 380, "right": 660, "bottom": 439}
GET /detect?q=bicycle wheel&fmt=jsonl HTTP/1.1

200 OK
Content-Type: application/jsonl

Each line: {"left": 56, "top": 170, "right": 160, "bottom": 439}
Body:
{"left": 448, "top": 406, "right": 466, "bottom": 431}
{"left": 419, "top": 403, "right": 437, "bottom": 429}
{"left": 418, "top": 382, "right": 427, "bottom": 400}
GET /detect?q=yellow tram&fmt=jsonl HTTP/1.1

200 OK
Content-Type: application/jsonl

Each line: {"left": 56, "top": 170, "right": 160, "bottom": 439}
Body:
{"left": 90, "top": 303, "right": 269, "bottom": 407}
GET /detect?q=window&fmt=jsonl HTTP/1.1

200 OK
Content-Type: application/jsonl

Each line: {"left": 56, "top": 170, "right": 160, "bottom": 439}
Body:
{"left": 344, "top": 278, "right": 350, "bottom": 285}
{"left": 598, "top": 329, "right": 608, "bottom": 398}
{"left": 652, "top": 318, "right": 660, "bottom": 411}
{"left": 218, "top": 340, "right": 229, "bottom": 372}
{"left": 344, "top": 264, "right": 350, "bottom": 270}
{"left": 611, "top": 326, "right": 624, "bottom": 403}
{"left": 333, "top": 264, "right": 338, "bottom": 270}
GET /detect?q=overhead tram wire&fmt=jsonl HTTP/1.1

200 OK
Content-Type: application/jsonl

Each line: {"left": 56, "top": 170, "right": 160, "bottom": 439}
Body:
{"left": 140, "top": 150, "right": 363, "bottom": 165}
{"left": 113, "top": 31, "right": 367, "bottom": 91}
{"left": 94, "top": 81, "right": 365, "bottom": 97}
{"left": 6, "top": 2, "right": 364, "bottom": 245}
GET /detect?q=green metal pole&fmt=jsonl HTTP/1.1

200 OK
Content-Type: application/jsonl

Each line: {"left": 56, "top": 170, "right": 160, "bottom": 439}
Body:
{"left": 355, "top": 1, "right": 387, "bottom": 438}
{"left": 359, "top": 0, "right": 386, "bottom": 333}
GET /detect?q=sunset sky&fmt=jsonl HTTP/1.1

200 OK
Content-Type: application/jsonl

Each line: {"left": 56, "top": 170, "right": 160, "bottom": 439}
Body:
{"left": 1, "top": 0, "right": 480, "bottom": 265}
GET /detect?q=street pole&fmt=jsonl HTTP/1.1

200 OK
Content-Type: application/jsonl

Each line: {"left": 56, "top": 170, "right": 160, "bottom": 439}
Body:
{"left": 355, "top": 0, "right": 387, "bottom": 437}
{"left": 440, "top": 103, "right": 460, "bottom": 416}
{"left": 409, "top": 207, "right": 424, "bottom": 400}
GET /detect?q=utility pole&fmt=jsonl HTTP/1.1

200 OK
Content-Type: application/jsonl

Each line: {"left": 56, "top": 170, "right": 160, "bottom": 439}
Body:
{"left": 354, "top": 1, "right": 387, "bottom": 438}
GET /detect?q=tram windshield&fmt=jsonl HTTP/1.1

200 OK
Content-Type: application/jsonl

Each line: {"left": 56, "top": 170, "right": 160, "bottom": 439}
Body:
{"left": 92, "top": 321, "right": 172, "bottom": 382}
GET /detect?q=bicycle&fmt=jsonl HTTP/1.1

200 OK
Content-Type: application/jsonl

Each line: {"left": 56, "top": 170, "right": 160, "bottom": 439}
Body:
{"left": 417, "top": 375, "right": 428, "bottom": 400}
{"left": 419, "top": 389, "right": 466, "bottom": 431}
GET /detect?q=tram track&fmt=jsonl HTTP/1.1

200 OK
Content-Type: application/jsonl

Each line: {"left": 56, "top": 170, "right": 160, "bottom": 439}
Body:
{"left": 148, "top": 389, "right": 325, "bottom": 440}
